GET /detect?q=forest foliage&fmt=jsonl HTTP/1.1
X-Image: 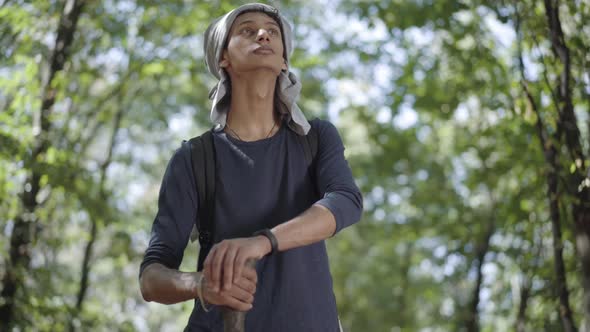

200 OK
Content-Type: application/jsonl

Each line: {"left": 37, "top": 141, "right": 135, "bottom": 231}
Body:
{"left": 1, "top": 0, "right": 589, "bottom": 331}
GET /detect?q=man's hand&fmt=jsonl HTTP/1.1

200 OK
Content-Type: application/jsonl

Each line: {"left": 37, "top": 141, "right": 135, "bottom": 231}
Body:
{"left": 203, "top": 236, "right": 271, "bottom": 292}
{"left": 202, "top": 263, "right": 258, "bottom": 311}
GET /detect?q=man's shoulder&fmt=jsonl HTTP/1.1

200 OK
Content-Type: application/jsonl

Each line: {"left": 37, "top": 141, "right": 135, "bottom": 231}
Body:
{"left": 308, "top": 117, "right": 337, "bottom": 134}
{"left": 182, "top": 127, "right": 220, "bottom": 157}
{"left": 307, "top": 118, "right": 343, "bottom": 142}
{"left": 164, "top": 139, "right": 198, "bottom": 175}
{"left": 176, "top": 139, "right": 194, "bottom": 158}
{"left": 186, "top": 127, "right": 218, "bottom": 144}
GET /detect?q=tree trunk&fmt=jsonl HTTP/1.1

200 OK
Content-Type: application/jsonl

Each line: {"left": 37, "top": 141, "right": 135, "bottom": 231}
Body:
{"left": 547, "top": 155, "right": 578, "bottom": 332}
{"left": 514, "top": 5, "right": 578, "bottom": 330}
{"left": 515, "top": 276, "right": 531, "bottom": 332}
{"left": 0, "top": 0, "right": 85, "bottom": 327}
{"left": 526, "top": 83, "right": 577, "bottom": 332}
{"left": 575, "top": 223, "right": 590, "bottom": 332}
{"left": 543, "top": 0, "right": 590, "bottom": 327}
{"left": 398, "top": 242, "right": 413, "bottom": 327}
{"left": 515, "top": 228, "right": 545, "bottom": 332}
{"left": 465, "top": 215, "right": 495, "bottom": 332}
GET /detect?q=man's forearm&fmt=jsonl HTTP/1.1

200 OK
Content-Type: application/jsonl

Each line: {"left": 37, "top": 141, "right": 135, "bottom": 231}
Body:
{"left": 270, "top": 204, "right": 336, "bottom": 252}
{"left": 140, "top": 263, "right": 199, "bottom": 304}
{"left": 203, "top": 204, "right": 337, "bottom": 291}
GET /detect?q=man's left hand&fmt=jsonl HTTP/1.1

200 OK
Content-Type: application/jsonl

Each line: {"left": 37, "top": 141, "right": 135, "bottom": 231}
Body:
{"left": 203, "top": 236, "right": 272, "bottom": 292}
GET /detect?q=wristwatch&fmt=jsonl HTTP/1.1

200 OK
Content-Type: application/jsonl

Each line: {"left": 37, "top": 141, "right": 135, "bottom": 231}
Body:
{"left": 253, "top": 228, "right": 278, "bottom": 255}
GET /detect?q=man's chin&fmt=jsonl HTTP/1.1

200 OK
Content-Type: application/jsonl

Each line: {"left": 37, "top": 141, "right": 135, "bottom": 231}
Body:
{"left": 234, "top": 65, "right": 283, "bottom": 77}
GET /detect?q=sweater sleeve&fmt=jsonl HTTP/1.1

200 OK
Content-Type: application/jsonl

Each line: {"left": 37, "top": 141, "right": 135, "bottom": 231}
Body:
{"left": 312, "top": 119, "right": 363, "bottom": 234}
{"left": 139, "top": 141, "right": 198, "bottom": 277}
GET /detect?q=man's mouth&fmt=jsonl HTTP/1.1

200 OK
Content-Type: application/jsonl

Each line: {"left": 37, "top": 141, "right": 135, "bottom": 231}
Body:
{"left": 253, "top": 46, "right": 274, "bottom": 54}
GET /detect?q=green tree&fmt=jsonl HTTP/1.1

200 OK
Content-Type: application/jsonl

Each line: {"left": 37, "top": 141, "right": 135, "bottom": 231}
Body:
{"left": 1, "top": 0, "right": 588, "bottom": 331}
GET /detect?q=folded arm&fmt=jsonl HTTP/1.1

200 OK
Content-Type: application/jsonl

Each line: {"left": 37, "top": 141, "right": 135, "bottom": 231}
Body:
{"left": 139, "top": 143, "right": 257, "bottom": 311}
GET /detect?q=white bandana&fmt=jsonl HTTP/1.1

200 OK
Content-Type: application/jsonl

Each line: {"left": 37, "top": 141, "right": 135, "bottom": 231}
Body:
{"left": 203, "top": 3, "right": 311, "bottom": 135}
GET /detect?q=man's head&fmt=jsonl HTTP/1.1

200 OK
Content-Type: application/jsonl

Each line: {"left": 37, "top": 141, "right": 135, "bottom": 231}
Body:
{"left": 204, "top": 3, "right": 294, "bottom": 80}
{"left": 204, "top": 3, "right": 311, "bottom": 136}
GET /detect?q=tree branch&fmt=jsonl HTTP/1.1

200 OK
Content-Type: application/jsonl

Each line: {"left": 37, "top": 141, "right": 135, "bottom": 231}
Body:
{"left": 0, "top": 0, "right": 86, "bottom": 326}
{"left": 70, "top": 89, "right": 127, "bottom": 330}
{"left": 543, "top": 0, "right": 584, "bottom": 164}
{"left": 529, "top": 34, "right": 562, "bottom": 123}
{"left": 515, "top": 226, "right": 545, "bottom": 332}
{"left": 543, "top": 0, "right": 590, "bottom": 325}
{"left": 465, "top": 189, "right": 496, "bottom": 332}
{"left": 74, "top": 59, "right": 149, "bottom": 158}
{"left": 515, "top": 4, "right": 577, "bottom": 330}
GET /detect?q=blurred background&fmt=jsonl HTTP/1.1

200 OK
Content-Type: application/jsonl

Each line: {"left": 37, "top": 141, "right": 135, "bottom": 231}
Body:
{"left": 1, "top": 0, "right": 589, "bottom": 331}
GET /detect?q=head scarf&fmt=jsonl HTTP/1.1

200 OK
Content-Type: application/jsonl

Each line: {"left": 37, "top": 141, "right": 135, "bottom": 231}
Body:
{"left": 203, "top": 3, "right": 311, "bottom": 135}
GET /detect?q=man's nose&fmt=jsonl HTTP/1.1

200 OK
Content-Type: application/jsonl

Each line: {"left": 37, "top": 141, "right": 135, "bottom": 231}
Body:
{"left": 257, "top": 29, "right": 271, "bottom": 43}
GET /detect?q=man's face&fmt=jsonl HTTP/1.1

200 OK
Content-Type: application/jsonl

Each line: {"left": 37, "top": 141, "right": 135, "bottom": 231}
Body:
{"left": 220, "top": 11, "right": 287, "bottom": 77}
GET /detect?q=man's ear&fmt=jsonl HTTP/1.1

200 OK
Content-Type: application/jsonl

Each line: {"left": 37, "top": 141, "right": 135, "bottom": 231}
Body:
{"left": 220, "top": 51, "right": 230, "bottom": 68}
{"left": 281, "top": 60, "right": 288, "bottom": 71}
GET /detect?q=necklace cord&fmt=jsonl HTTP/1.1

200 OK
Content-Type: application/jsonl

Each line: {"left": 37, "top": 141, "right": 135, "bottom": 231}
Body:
{"left": 226, "top": 121, "right": 277, "bottom": 142}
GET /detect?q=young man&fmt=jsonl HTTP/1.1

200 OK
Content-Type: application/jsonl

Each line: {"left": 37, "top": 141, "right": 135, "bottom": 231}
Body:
{"left": 139, "top": 3, "right": 363, "bottom": 331}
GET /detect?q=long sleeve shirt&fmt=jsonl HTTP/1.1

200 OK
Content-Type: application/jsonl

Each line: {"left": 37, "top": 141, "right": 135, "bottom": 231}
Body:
{"left": 140, "top": 118, "right": 363, "bottom": 332}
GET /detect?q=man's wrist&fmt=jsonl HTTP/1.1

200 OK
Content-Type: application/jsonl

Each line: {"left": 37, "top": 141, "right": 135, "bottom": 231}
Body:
{"left": 254, "top": 235, "right": 272, "bottom": 256}
{"left": 253, "top": 229, "right": 278, "bottom": 255}
{"left": 196, "top": 272, "right": 211, "bottom": 312}
{"left": 195, "top": 272, "right": 205, "bottom": 298}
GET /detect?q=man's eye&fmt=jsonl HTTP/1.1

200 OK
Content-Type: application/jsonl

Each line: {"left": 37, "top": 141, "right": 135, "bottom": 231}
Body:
{"left": 269, "top": 28, "right": 279, "bottom": 36}
{"left": 241, "top": 28, "right": 254, "bottom": 35}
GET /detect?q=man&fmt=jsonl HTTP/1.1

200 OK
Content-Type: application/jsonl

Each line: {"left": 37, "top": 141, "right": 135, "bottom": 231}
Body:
{"left": 139, "top": 3, "right": 363, "bottom": 331}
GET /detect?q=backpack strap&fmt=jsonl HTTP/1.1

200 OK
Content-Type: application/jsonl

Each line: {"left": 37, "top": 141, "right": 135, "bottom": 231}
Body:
{"left": 306, "top": 124, "right": 319, "bottom": 164}
{"left": 188, "top": 129, "right": 216, "bottom": 272}
{"left": 296, "top": 121, "right": 319, "bottom": 166}
{"left": 297, "top": 121, "right": 320, "bottom": 194}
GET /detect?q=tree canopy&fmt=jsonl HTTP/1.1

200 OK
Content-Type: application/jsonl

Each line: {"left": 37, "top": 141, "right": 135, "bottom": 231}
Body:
{"left": 1, "top": 0, "right": 589, "bottom": 331}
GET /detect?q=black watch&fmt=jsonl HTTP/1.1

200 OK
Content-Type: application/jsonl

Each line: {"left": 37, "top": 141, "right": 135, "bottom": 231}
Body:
{"left": 253, "top": 229, "right": 278, "bottom": 255}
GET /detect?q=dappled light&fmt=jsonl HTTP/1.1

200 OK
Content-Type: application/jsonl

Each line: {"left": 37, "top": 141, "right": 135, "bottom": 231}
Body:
{"left": 1, "top": 0, "right": 589, "bottom": 331}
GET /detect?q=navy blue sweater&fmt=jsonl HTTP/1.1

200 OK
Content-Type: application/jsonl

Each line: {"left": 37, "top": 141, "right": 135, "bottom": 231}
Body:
{"left": 140, "top": 119, "right": 363, "bottom": 331}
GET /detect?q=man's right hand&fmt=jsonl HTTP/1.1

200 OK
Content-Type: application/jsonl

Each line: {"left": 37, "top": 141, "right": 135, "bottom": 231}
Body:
{"left": 201, "top": 265, "right": 257, "bottom": 312}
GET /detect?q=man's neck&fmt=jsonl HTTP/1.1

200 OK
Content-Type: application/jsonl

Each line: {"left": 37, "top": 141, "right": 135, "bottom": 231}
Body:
{"left": 226, "top": 71, "right": 279, "bottom": 141}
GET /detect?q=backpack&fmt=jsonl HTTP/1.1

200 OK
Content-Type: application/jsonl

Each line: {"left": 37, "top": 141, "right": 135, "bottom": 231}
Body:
{"left": 188, "top": 125, "right": 319, "bottom": 271}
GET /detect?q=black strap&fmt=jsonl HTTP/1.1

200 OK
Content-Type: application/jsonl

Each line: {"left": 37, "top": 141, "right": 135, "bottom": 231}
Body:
{"left": 253, "top": 229, "right": 279, "bottom": 255}
{"left": 189, "top": 130, "right": 216, "bottom": 271}
{"left": 297, "top": 124, "right": 318, "bottom": 167}
{"left": 297, "top": 123, "right": 319, "bottom": 194}
{"left": 307, "top": 125, "right": 319, "bottom": 165}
